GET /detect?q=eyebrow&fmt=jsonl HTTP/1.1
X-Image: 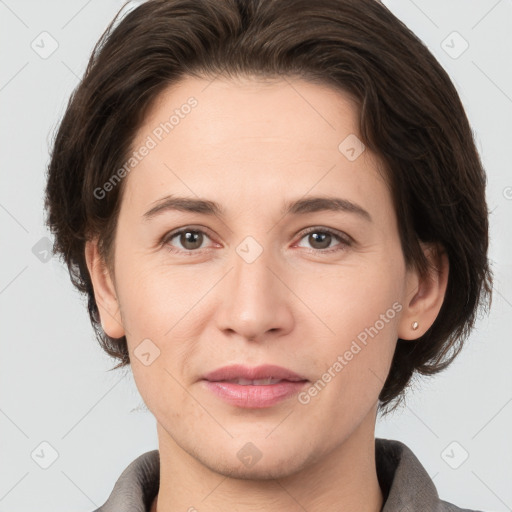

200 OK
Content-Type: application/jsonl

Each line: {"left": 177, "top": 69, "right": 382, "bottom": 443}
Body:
{"left": 142, "top": 195, "right": 372, "bottom": 222}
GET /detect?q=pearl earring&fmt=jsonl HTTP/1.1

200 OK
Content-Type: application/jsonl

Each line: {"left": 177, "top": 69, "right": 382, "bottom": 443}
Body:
{"left": 411, "top": 321, "right": 419, "bottom": 330}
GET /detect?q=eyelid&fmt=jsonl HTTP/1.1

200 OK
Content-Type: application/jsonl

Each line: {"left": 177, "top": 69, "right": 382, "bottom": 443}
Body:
{"left": 296, "top": 226, "right": 353, "bottom": 245}
{"left": 292, "top": 226, "right": 353, "bottom": 254}
{"left": 161, "top": 225, "right": 217, "bottom": 250}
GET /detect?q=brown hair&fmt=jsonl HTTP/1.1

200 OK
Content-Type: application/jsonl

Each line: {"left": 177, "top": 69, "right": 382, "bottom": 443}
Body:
{"left": 44, "top": 0, "right": 492, "bottom": 413}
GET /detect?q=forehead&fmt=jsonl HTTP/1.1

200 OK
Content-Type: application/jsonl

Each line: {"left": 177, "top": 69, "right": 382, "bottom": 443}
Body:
{"left": 123, "top": 75, "right": 390, "bottom": 218}
{"left": 136, "top": 74, "right": 362, "bottom": 150}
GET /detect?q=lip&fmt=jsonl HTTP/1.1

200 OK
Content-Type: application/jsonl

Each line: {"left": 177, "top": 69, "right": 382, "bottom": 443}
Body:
{"left": 202, "top": 364, "right": 307, "bottom": 382}
{"left": 203, "top": 380, "right": 308, "bottom": 408}
{"left": 201, "top": 364, "right": 309, "bottom": 409}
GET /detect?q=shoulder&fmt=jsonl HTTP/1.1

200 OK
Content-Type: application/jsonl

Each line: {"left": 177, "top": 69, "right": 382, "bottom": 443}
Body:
{"left": 90, "top": 450, "right": 160, "bottom": 512}
{"left": 376, "top": 438, "right": 487, "bottom": 512}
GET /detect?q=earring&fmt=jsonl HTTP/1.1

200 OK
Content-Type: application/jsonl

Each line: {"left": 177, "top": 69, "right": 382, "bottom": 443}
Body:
{"left": 411, "top": 321, "right": 419, "bottom": 330}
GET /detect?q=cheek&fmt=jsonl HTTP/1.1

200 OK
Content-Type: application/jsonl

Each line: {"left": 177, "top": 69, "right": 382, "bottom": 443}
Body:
{"left": 114, "top": 249, "right": 202, "bottom": 338}
{"left": 314, "top": 257, "right": 403, "bottom": 339}
{"left": 310, "top": 257, "right": 404, "bottom": 389}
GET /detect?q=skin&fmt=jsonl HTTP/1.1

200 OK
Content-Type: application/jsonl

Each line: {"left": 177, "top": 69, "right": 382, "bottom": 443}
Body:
{"left": 85, "top": 75, "right": 448, "bottom": 512}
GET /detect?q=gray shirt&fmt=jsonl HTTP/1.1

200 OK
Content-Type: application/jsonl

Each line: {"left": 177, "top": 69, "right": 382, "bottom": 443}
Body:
{"left": 93, "top": 438, "right": 483, "bottom": 512}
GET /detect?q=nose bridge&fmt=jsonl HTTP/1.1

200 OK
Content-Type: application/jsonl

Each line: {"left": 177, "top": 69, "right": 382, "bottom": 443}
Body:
{"left": 216, "top": 235, "right": 292, "bottom": 340}
{"left": 231, "top": 236, "right": 278, "bottom": 313}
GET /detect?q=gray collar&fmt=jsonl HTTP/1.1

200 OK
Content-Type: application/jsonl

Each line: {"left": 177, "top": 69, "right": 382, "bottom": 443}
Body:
{"left": 94, "top": 438, "right": 478, "bottom": 512}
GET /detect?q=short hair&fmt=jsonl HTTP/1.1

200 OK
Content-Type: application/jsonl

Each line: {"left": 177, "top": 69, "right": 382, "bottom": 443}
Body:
{"left": 44, "top": 0, "right": 492, "bottom": 413}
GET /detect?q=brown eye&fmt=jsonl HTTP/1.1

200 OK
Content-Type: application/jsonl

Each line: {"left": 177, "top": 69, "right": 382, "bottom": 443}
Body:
{"left": 307, "top": 232, "right": 332, "bottom": 250}
{"left": 179, "top": 230, "right": 204, "bottom": 250}
{"left": 296, "top": 228, "right": 351, "bottom": 253}
{"left": 164, "top": 228, "right": 211, "bottom": 253}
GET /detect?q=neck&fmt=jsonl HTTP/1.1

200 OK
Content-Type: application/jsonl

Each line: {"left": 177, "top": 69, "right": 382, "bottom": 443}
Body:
{"left": 152, "top": 406, "right": 383, "bottom": 512}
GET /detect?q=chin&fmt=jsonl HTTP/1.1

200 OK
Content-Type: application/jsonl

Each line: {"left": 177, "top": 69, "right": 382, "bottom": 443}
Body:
{"left": 203, "top": 454, "right": 308, "bottom": 481}
{"left": 185, "top": 436, "right": 324, "bottom": 482}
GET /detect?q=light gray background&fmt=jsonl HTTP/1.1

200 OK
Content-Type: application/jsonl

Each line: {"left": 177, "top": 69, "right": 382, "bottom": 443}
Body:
{"left": 1, "top": 0, "right": 511, "bottom": 511}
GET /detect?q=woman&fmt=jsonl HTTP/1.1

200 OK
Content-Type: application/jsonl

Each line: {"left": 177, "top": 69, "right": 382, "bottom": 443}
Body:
{"left": 44, "top": 0, "right": 492, "bottom": 510}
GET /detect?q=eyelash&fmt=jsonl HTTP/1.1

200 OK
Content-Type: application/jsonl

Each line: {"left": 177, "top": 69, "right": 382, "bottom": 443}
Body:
{"left": 161, "top": 226, "right": 352, "bottom": 256}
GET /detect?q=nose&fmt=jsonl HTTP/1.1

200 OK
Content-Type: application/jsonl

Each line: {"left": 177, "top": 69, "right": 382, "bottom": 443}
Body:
{"left": 215, "top": 241, "right": 294, "bottom": 343}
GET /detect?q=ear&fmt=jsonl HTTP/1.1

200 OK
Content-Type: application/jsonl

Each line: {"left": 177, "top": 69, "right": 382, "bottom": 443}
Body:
{"left": 398, "top": 243, "right": 449, "bottom": 340}
{"left": 84, "top": 239, "right": 125, "bottom": 339}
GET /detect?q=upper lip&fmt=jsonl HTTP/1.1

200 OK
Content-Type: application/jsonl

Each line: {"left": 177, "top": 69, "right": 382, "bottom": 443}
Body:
{"left": 203, "top": 364, "right": 308, "bottom": 382}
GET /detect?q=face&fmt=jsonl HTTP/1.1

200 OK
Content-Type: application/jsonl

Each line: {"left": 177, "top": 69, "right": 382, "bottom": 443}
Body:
{"left": 94, "top": 75, "right": 419, "bottom": 479}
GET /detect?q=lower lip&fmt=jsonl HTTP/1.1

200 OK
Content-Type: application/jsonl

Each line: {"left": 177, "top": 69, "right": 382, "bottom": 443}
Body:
{"left": 202, "top": 380, "right": 309, "bottom": 408}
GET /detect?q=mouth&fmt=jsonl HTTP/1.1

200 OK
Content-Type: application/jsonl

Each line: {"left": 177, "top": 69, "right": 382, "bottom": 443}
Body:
{"left": 201, "top": 364, "right": 309, "bottom": 408}
{"left": 217, "top": 377, "right": 303, "bottom": 385}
